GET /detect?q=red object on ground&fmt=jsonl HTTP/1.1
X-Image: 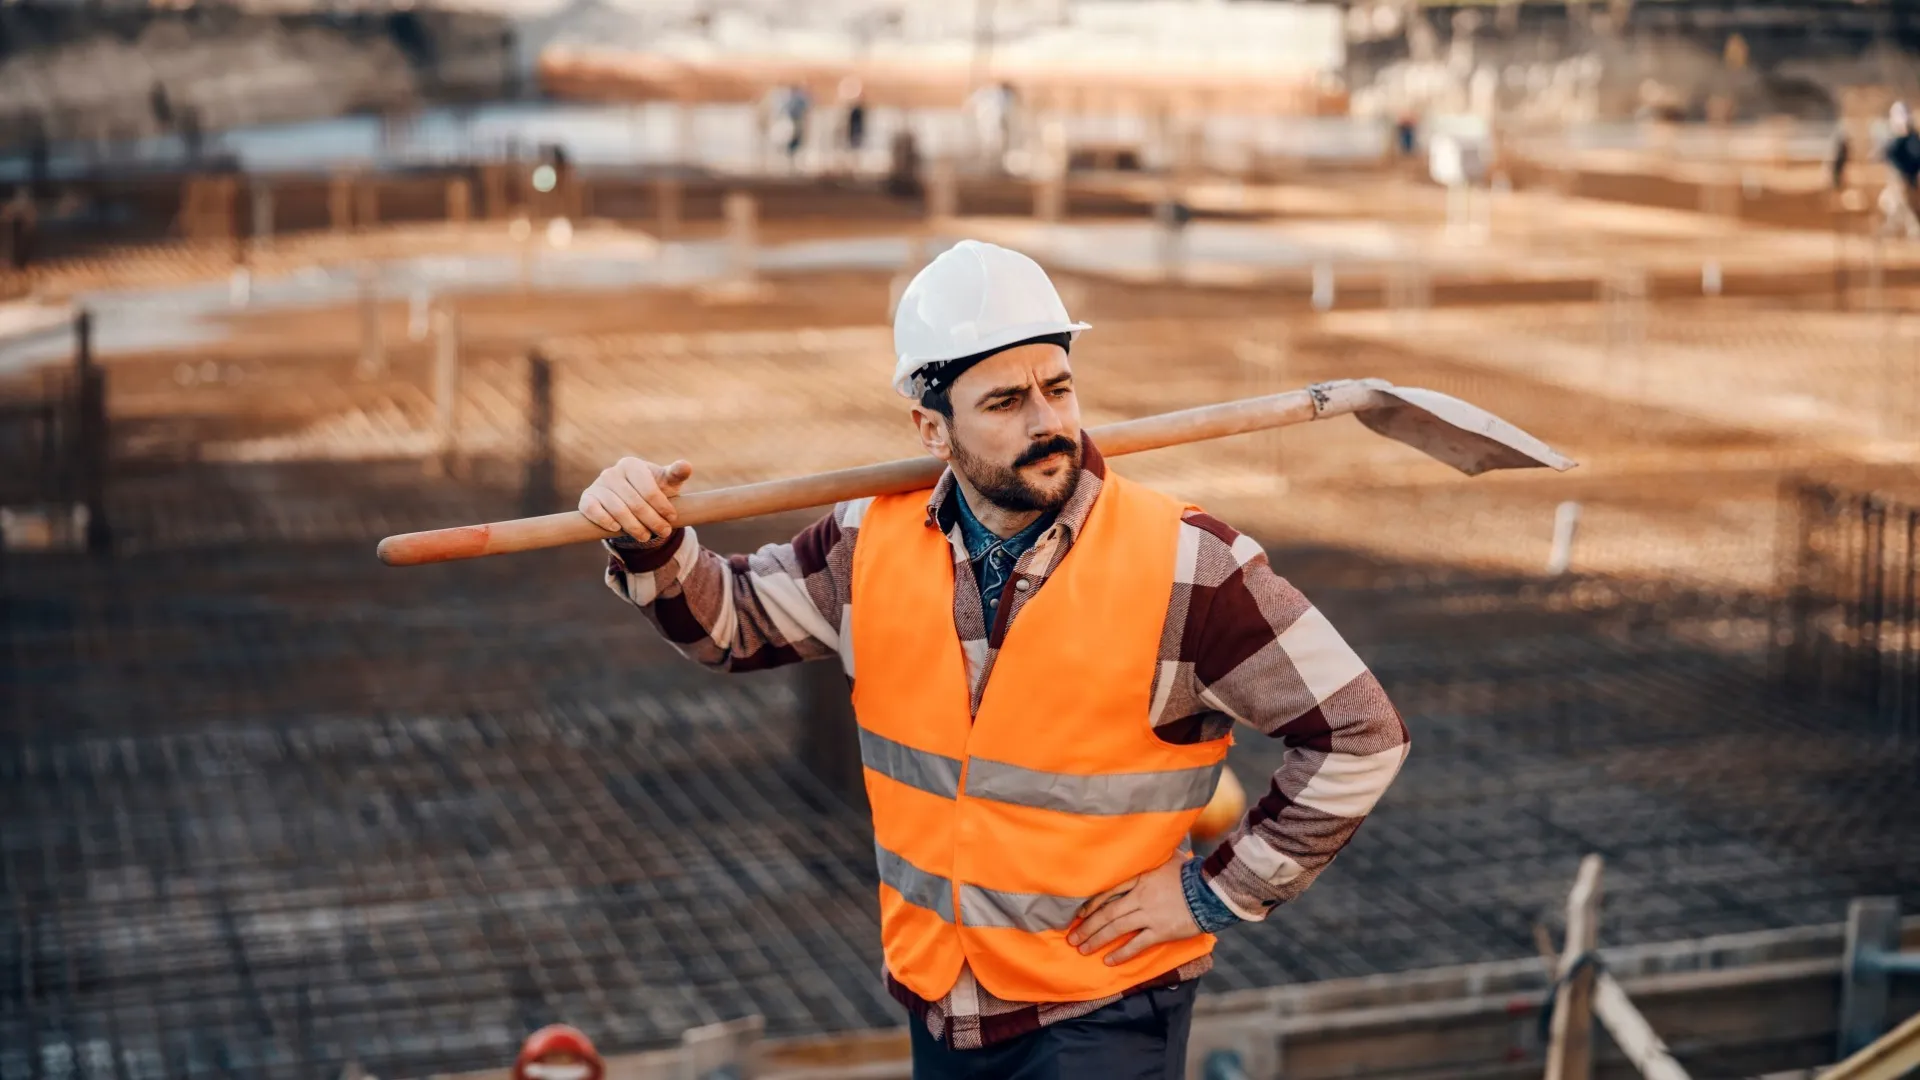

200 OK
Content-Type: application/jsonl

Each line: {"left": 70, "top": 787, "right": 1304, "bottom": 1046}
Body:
{"left": 512, "top": 1024, "right": 605, "bottom": 1080}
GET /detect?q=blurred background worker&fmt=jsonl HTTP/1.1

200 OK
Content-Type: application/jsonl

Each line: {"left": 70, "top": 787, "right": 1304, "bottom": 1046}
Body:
{"left": 1394, "top": 112, "right": 1419, "bottom": 158}
{"left": 840, "top": 76, "right": 868, "bottom": 167}
{"left": 968, "top": 81, "right": 1020, "bottom": 172}
{"left": 580, "top": 240, "right": 1409, "bottom": 1079}
{"left": 766, "top": 83, "right": 812, "bottom": 172}
{"left": 1878, "top": 101, "right": 1920, "bottom": 238}
{"left": 1828, "top": 125, "right": 1851, "bottom": 195}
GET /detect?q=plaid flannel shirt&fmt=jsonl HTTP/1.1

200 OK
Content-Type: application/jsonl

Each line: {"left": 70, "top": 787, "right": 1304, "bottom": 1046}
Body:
{"left": 604, "top": 436, "right": 1409, "bottom": 1049}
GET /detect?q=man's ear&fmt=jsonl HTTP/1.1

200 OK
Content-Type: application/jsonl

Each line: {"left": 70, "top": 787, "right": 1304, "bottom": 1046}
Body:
{"left": 909, "top": 405, "right": 954, "bottom": 462}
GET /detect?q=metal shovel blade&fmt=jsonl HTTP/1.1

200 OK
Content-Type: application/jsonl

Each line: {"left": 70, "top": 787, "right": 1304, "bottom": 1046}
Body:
{"left": 1353, "top": 384, "right": 1577, "bottom": 476}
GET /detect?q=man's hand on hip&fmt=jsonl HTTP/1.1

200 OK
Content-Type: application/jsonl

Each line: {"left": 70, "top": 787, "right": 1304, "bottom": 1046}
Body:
{"left": 1067, "top": 853, "right": 1200, "bottom": 966}
{"left": 580, "top": 457, "right": 693, "bottom": 542}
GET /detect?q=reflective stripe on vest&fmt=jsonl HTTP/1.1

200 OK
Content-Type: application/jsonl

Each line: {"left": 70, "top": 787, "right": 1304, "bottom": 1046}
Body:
{"left": 862, "top": 729, "right": 1221, "bottom": 816}
{"left": 965, "top": 758, "right": 1224, "bottom": 816}
{"left": 850, "top": 468, "right": 1232, "bottom": 1004}
{"left": 858, "top": 728, "right": 962, "bottom": 799}
{"left": 875, "top": 841, "right": 954, "bottom": 922}
{"left": 876, "top": 839, "right": 1094, "bottom": 934}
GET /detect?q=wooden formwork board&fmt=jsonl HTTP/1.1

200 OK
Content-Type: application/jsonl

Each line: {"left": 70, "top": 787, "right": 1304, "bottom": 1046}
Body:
{"left": 537, "top": 51, "right": 1346, "bottom": 116}
{"left": 423, "top": 917, "right": 1920, "bottom": 1080}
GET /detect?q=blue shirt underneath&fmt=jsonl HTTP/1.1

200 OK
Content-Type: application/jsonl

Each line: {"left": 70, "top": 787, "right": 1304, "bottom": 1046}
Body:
{"left": 952, "top": 490, "right": 1057, "bottom": 620}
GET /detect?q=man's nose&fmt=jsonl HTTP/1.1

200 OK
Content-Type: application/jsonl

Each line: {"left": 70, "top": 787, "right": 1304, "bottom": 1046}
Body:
{"left": 1025, "top": 393, "right": 1067, "bottom": 437}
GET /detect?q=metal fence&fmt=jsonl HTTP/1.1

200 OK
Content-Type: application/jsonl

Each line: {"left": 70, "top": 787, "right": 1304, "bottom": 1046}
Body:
{"left": 0, "top": 313, "right": 108, "bottom": 552}
{"left": 1778, "top": 480, "right": 1920, "bottom": 746}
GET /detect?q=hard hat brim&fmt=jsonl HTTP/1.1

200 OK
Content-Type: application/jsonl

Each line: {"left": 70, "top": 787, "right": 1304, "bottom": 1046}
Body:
{"left": 894, "top": 320, "right": 1090, "bottom": 397}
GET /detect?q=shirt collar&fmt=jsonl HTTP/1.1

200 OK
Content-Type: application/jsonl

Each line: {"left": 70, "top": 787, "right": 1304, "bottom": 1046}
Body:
{"left": 953, "top": 488, "right": 1056, "bottom": 562}
{"left": 923, "top": 432, "right": 1108, "bottom": 547}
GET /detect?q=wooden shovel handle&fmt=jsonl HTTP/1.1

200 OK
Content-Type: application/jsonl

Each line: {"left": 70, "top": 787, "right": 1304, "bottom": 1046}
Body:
{"left": 377, "top": 383, "right": 1379, "bottom": 566}
{"left": 375, "top": 456, "right": 943, "bottom": 565}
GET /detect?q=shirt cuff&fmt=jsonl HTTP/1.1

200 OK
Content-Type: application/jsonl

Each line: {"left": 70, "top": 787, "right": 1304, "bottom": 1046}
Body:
{"left": 605, "top": 529, "right": 686, "bottom": 573}
{"left": 1181, "top": 855, "right": 1241, "bottom": 934}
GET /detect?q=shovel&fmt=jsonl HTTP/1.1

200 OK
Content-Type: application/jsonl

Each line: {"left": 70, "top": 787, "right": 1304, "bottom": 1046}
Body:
{"left": 377, "top": 378, "right": 1575, "bottom": 566}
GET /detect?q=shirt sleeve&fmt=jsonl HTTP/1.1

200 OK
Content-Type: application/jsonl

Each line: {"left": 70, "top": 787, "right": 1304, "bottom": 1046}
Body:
{"left": 1176, "top": 514, "right": 1411, "bottom": 922}
{"left": 602, "top": 500, "right": 864, "bottom": 672}
{"left": 1180, "top": 855, "right": 1241, "bottom": 933}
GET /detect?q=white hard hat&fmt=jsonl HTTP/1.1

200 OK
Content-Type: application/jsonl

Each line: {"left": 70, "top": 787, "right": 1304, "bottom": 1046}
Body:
{"left": 891, "top": 239, "right": 1089, "bottom": 398}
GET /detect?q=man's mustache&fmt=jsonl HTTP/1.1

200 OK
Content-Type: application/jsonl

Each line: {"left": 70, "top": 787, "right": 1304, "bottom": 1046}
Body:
{"left": 1013, "top": 436, "right": 1079, "bottom": 468}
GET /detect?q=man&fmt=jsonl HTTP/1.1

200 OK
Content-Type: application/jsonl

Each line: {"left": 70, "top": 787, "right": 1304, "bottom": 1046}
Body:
{"left": 1880, "top": 102, "right": 1920, "bottom": 240}
{"left": 841, "top": 76, "right": 868, "bottom": 160}
{"left": 1829, "top": 126, "right": 1850, "bottom": 196}
{"left": 968, "top": 82, "right": 1019, "bottom": 172}
{"left": 783, "top": 84, "right": 811, "bottom": 168}
{"left": 582, "top": 240, "right": 1408, "bottom": 1078}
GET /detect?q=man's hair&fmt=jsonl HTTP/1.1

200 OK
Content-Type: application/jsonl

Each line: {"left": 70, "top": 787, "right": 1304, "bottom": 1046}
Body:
{"left": 920, "top": 380, "right": 957, "bottom": 419}
{"left": 915, "top": 332, "right": 1073, "bottom": 419}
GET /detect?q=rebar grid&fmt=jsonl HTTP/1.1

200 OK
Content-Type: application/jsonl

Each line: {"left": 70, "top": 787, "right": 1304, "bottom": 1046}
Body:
{"left": 5, "top": 468, "right": 1919, "bottom": 1080}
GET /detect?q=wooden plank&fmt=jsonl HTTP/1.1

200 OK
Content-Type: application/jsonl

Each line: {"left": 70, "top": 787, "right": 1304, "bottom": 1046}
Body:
{"left": 1196, "top": 915, "right": 1920, "bottom": 1028}
{"left": 1536, "top": 907, "right": 1689, "bottom": 1076}
{"left": 1547, "top": 854, "right": 1605, "bottom": 1080}
{"left": 1823, "top": 1008, "right": 1920, "bottom": 1080}
{"left": 1591, "top": 974, "right": 1689, "bottom": 1080}
{"left": 417, "top": 917, "right": 1920, "bottom": 1080}
{"left": 1538, "top": 900, "right": 1691, "bottom": 1080}
{"left": 1269, "top": 957, "right": 1854, "bottom": 1080}
{"left": 1840, "top": 897, "right": 1901, "bottom": 1056}
{"left": 418, "top": 956, "right": 1907, "bottom": 1080}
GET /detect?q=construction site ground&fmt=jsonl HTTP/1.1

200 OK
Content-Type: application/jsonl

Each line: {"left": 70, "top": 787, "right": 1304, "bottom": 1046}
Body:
{"left": 4, "top": 170, "right": 1920, "bottom": 1079}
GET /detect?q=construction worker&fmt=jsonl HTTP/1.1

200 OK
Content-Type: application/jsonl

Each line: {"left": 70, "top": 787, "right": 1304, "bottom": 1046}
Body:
{"left": 968, "top": 82, "right": 1019, "bottom": 172}
{"left": 841, "top": 76, "right": 869, "bottom": 163}
{"left": 1829, "top": 125, "right": 1850, "bottom": 196}
{"left": 1879, "top": 102, "right": 1920, "bottom": 239}
{"left": 582, "top": 240, "right": 1409, "bottom": 1078}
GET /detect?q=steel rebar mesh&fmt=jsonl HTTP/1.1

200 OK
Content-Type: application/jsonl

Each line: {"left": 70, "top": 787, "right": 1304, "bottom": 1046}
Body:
{"left": 5, "top": 457, "right": 1920, "bottom": 1079}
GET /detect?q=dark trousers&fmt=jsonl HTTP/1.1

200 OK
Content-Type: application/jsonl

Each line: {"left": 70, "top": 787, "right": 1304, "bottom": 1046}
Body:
{"left": 909, "top": 982, "right": 1197, "bottom": 1080}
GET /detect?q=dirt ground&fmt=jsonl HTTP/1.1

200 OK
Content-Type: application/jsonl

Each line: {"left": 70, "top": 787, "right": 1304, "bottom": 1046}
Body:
{"left": 82, "top": 227, "right": 1918, "bottom": 594}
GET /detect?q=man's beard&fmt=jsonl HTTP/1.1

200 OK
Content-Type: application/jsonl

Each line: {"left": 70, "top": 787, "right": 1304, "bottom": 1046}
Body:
{"left": 950, "top": 433, "right": 1082, "bottom": 513}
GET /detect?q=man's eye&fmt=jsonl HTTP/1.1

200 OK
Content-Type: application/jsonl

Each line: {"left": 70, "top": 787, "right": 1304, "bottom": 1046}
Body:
{"left": 989, "top": 399, "right": 1016, "bottom": 411}
{"left": 1049, "top": 386, "right": 1072, "bottom": 398}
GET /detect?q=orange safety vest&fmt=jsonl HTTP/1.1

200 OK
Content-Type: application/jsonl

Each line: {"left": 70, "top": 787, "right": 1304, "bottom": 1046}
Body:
{"left": 849, "top": 470, "right": 1231, "bottom": 1004}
